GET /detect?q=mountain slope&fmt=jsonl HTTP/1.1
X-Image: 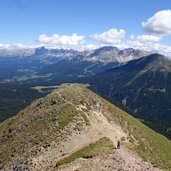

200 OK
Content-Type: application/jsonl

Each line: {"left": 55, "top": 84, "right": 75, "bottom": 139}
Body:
{"left": 0, "top": 84, "right": 171, "bottom": 170}
{"left": 88, "top": 53, "right": 171, "bottom": 138}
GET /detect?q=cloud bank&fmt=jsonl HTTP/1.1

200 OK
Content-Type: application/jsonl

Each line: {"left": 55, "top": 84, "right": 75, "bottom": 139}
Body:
{"left": 130, "top": 34, "right": 162, "bottom": 43}
{"left": 142, "top": 10, "right": 171, "bottom": 35}
{"left": 89, "top": 28, "right": 125, "bottom": 45}
{"left": 38, "top": 33, "right": 85, "bottom": 49}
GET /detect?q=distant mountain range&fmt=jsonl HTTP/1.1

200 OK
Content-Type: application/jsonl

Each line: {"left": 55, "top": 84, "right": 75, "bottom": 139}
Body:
{"left": 0, "top": 46, "right": 36, "bottom": 57}
{"left": 32, "top": 46, "right": 150, "bottom": 63}
{"left": 0, "top": 46, "right": 150, "bottom": 63}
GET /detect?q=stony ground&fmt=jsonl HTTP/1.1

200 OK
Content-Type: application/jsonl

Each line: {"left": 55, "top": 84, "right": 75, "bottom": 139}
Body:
{"left": 56, "top": 147, "right": 162, "bottom": 171}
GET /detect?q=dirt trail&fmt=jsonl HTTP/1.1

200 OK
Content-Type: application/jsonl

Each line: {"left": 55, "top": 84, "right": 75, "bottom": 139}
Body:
{"left": 31, "top": 104, "right": 163, "bottom": 171}
{"left": 113, "top": 147, "right": 162, "bottom": 171}
{"left": 83, "top": 108, "right": 126, "bottom": 147}
{"left": 31, "top": 104, "right": 126, "bottom": 171}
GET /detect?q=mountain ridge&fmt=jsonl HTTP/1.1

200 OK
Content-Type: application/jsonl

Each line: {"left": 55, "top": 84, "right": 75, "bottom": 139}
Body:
{"left": 0, "top": 84, "right": 171, "bottom": 170}
{"left": 0, "top": 46, "right": 150, "bottom": 64}
{"left": 84, "top": 46, "right": 149, "bottom": 63}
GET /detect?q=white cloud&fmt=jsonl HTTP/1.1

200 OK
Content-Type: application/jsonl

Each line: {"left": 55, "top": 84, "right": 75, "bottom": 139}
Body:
{"left": 131, "top": 34, "right": 162, "bottom": 43}
{"left": 142, "top": 10, "right": 171, "bottom": 35}
{"left": 0, "top": 44, "right": 10, "bottom": 49}
{"left": 120, "top": 39, "right": 171, "bottom": 57}
{"left": 85, "top": 44, "right": 97, "bottom": 50}
{"left": 89, "top": 28, "right": 125, "bottom": 45}
{"left": 38, "top": 33, "right": 85, "bottom": 49}
{"left": 0, "top": 43, "right": 37, "bottom": 50}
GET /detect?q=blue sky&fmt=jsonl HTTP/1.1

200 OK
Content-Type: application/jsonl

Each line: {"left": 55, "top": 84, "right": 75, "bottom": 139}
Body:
{"left": 0, "top": 0, "right": 171, "bottom": 55}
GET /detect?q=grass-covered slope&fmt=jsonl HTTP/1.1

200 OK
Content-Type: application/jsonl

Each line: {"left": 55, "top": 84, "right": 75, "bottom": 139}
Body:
{"left": 0, "top": 84, "right": 171, "bottom": 170}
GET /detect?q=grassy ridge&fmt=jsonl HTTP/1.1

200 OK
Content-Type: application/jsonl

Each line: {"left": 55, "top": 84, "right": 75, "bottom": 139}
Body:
{"left": 0, "top": 90, "right": 88, "bottom": 166}
{"left": 55, "top": 84, "right": 171, "bottom": 170}
{"left": 56, "top": 137, "right": 114, "bottom": 167}
{"left": 1, "top": 84, "right": 171, "bottom": 170}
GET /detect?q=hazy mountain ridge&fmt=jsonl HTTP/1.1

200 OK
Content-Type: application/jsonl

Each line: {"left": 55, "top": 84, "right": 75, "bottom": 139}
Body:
{"left": 0, "top": 46, "right": 150, "bottom": 63}
{"left": 0, "top": 48, "right": 35, "bottom": 57}
{"left": 33, "top": 46, "right": 150, "bottom": 63}
{"left": 33, "top": 47, "right": 80, "bottom": 60}
{"left": 0, "top": 84, "right": 170, "bottom": 170}
{"left": 83, "top": 46, "right": 150, "bottom": 63}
